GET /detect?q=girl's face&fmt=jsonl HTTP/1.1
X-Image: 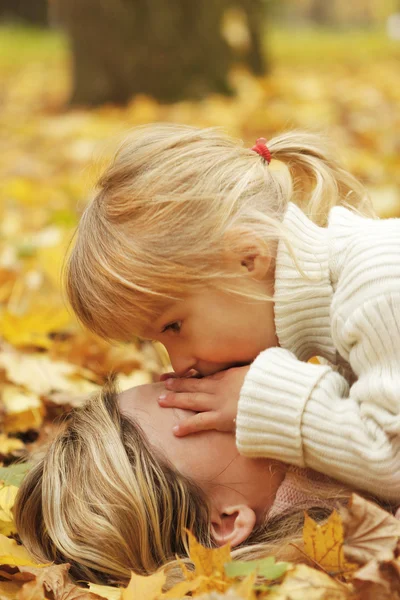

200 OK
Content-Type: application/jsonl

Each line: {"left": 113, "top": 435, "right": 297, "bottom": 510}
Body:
{"left": 147, "top": 285, "right": 278, "bottom": 377}
{"left": 119, "top": 382, "right": 285, "bottom": 530}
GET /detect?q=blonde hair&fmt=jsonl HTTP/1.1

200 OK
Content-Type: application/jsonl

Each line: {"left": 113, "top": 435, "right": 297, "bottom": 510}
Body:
{"left": 15, "top": 381, "right": 354, "bottom": 586}
{"left": 66, "top": 124, "right": 374, "bottom": 341}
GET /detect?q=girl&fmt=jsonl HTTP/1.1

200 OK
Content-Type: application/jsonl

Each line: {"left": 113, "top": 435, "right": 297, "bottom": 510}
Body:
{"left": 66, "top": 124, "right": 400, "bottom": 503}
{"left": 15, "top": 380, "right": 365, "bottom": 584}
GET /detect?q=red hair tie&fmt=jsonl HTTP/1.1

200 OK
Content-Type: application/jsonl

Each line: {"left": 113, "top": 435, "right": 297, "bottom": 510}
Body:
{"left": 251, "top": 138, "right": 271, "bottom": 164}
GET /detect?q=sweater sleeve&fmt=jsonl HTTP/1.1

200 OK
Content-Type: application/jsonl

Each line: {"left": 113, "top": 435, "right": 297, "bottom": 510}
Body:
{"left": 236, "top": 292, "right": 400, "bottom": 502}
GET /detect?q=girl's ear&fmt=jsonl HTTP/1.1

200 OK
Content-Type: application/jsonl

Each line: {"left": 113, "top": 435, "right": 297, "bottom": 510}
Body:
{"left": 223, "top": 229, "right": 273, "bottom": 281}
{"left": 210, "top": 504, "right": 256, "bottom": 548}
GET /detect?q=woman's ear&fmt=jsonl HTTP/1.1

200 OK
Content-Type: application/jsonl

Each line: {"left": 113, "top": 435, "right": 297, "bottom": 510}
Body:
{"left": 210, "top": 504, "right": 256, "bottom": 548}
{"left": 223, "top": 229, "right": 273, "bottom": 281}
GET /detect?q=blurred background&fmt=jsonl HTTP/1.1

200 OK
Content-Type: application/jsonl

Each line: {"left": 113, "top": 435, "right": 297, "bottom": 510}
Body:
{"left": 0, "top": 0, "right": 399, "bottom": 458}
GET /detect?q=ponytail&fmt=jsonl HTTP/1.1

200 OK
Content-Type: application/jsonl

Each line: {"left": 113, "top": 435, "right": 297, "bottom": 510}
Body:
{"left": 267, "top": 131, "right": 375, "bottom": 225}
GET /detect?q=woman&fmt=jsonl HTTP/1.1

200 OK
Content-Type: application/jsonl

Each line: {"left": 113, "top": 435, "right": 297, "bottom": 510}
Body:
{"left": 14, "top": 379, "right": 362, "bottom": 585}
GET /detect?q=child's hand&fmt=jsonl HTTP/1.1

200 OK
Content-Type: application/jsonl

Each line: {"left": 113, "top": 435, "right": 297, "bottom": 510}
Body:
{"left": 158, "top": 365, "right": 250, "bottom": 436}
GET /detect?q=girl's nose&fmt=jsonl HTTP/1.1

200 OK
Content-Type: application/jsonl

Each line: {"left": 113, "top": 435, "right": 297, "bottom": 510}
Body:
{"left": 168, "top": 351, "right": 197, "bottom": 378}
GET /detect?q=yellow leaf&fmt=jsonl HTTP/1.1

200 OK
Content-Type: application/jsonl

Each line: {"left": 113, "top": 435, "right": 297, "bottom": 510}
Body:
{"left": 1, "top": 384, "right": 44, "bottom": 433}
{"left": 0, "top": 535, "right": 44, "bottom": 567}
{"left": 0, "top": 304, "right": 71, "bottom": 349}
{"left": 0, "top": 484, "right": 18, "bottom": 535}
{"left": 162, "top": 576, "right": 206, "bottom": 598}
{"left": 0, "top": 351, "right": 99, "bottom": 398}
{"left": 187, "top": 530, "right": 231, "bottom": 579}
{"left": 233, "top": 572, "right": 257, "bottom": 600}
{"left": 303, "top": 510, "right": 355, "bottom": 575}
{"left": 88, "top": 583, "right": 122, "bottom": 600}
{"left": 0, "top": 434, "right": 24, "bottom": 454}
{"left": 268, "top": 564, "right": 350, "bottom": 600}
{"left": 121, "top": 570, "right": 165, "bottom": 600}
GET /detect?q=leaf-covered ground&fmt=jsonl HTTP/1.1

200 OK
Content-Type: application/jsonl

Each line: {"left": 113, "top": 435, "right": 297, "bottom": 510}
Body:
{"left": 0, "top": 24, "right": 400, "bottom": 599}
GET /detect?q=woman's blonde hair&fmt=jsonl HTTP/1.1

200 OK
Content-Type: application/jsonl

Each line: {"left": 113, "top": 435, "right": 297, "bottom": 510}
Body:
{"left": 66, "top": 124, "right": 374, "bottom": 342}
{"left": 15, "top": 381, "right": 353, "bottom": 586}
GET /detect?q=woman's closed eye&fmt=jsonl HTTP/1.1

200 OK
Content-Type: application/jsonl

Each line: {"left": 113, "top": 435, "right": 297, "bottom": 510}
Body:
{"left": 161, "top": 320, "right": 182, "bottom": 334}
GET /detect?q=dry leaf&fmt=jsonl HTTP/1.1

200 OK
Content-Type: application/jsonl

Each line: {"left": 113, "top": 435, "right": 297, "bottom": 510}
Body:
{"left": 187, "top": 531, "right": 231, "bottom": 579}
{"left": 0, "top": 535, "right": 43, "bottom": 567}
{"left": 303, "top": 510, "right": 355, "bottom": 575}
{"left": 121, "top": 570, "right": 165, "bottom": 600}
{"left": 1, "top": 384, "right": 44, "bottom": 433}
{"left": 0, "top": 579, "right": 23, "bottom": 600}
{"left": 341, "top": 494, "right": 400, "bottom": 564}
{"left": 353, "top": 557, "right": 400, "bottom": 600}
{"left": 268, "top": 564, "right": 350, "bottom": 600}
{"left": 0, "top": 484, "right": 18, "bottom": 536}
{"left": 0, "top": 305, "right": 71, "bottom": 349}
{"left": 186, "top": 531, "right": 232, "bottom": 595}
{"left": 18, "top": 563, "right": 104, "bottom": 600}
{"left": 0, "top": 351, "right": 99, "bottom": 397}
{"left": 0, "top": 434, "right": 24, "bottom": 455}
{"left": 88, "top": 584, "right": 122, "bottom": 600}
{"left": 162, "top": 576, "right": 206, "bottom": 598}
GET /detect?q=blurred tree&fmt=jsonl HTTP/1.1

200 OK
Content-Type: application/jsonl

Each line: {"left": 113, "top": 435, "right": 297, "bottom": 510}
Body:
{"left": 54, "top": 0, "right": 267, "bottom": 106}
{"left": 0, "top": 0, "right": 47, "bottom": 25}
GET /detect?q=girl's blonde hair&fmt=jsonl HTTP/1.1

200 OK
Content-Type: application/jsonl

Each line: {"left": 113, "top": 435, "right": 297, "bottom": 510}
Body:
{"left": 66, "top": 124, "right": 374, "bottom": 341}
{"left": 15, "top": 381, "right": 353, "bottom": 586}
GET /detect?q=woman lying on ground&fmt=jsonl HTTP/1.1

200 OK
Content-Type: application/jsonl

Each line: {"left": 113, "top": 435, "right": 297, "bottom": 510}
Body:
{"left": 14, "top": 379, "right": 390, "bottom": 586}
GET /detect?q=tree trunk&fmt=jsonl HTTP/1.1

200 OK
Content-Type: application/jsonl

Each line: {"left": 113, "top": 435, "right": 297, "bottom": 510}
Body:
{"left": 54, "top": 0, "right": 266, "bottom": 106}
{"left": 309, "top": 0, "right": 335, "bottom": 25}
{"left": 0, "top": 0, "right": 48, "bottom": 25}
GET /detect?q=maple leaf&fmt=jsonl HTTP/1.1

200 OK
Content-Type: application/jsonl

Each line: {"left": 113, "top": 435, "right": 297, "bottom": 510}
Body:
{"left": 0, "top": 484, "right": 18, "bottom": 536}
{"left": 340, "top": 493, "right": 400, "bottom": 564}
{"left": 18, "top": 563, "right": 105, "bottom": 600}
{"left": 267, "top": 564, "right": 351, "bottom": 600}
{"left": 0, "top": 304, "right": 71, "bottom": 349}
{"left": 0, "top": 535, "right": 44, "bottom": 567}
{"left": 303, "top": 510, "right": 356, "bottom": 576}
{"left": 0, "top": 433, "right": 24, "bottom": 455}
{"left": 121, "top": 570, "right": 165, "bottom": 600}
{"left": 88, "top": 584, "right": 122, "bottom": 600}
{"left": 353, "top": 557, "right": 400, "bottom": 600}
{"left": 187, "top": 530, "right": 232, "bottom": 579}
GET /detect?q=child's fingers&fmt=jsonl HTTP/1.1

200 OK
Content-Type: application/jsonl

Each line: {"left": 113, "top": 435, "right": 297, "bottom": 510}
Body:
{"left": 158, "top": 391, "right": 211, "bottom": 412}
{"left": 159, "top": 369, "right": 199, "bottom": 382}
{"left": 159, "top": 372, "right": 177, "bottom": 382}
{"left": 165, "top": 376, "right": 215, "bottom": 394}
{"left": 172, "top": 411, "right": 217, "bottom": 437}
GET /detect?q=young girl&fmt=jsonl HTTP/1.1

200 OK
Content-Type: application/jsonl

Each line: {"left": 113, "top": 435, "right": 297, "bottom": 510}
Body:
{"left": 66, "top": 124, "right": 400, "bottom": 503}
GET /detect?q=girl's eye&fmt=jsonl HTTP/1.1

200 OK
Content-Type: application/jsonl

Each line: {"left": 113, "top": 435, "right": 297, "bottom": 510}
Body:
{"left": 162, "top": 321, "right": 182, "bottom": 334}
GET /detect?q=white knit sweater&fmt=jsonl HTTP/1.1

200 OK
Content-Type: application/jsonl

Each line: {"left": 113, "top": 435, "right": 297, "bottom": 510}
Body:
{"left": 236, "top": 203, "right": 400, "bottom": 502}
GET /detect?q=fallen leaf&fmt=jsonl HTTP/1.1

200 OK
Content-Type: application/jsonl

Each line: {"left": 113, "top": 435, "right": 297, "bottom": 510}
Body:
{"left": 121, "top": 570, "right": 165, "bottom": 600}
{"left": 0, "top": 463, "right": 32, "bottom": 487}
{"left": 0, "top": 535, "right": 42, "bottom": 567}
{"left": 353, "top": 557, "right": 400, "bottom": 600}
{"left": 0, "top": 434, "right": 24, "bottom": 455}
{"left": 268, "top": 564, "right": 350, "bottom": 599}
{"left": 0, "top": 304, "right": 71, "bottom": 349}
{"left": 162, "top": 576, "right": 206, "bottom": 598}
{"left": 303, "top": 510, "right": 355, "bottom": 575}
{"left": 0, "top": 579, "right": 23, "bottom": 600}
{"left": 187, "top": 531, "right": 231, "bottom": 579}
{"left": 18, "top": 563, "right": 104, "bottom": 600}
{"left": 88, "top": 583, "right": 122, "bottom": 600}
{"left": 1, "top": 385, "right": 44, "bottom": 433}
{"left": 341, "top": 494, "right": 400, "bottom": 564}
{"left": 224, "top": 557, "right": 288, "bottom": 580}
{"left": 0, "top": 484, "right": 18, "bottom": 535}
{"left": 0, "top": 351, "right": 99, "bottom": 397}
